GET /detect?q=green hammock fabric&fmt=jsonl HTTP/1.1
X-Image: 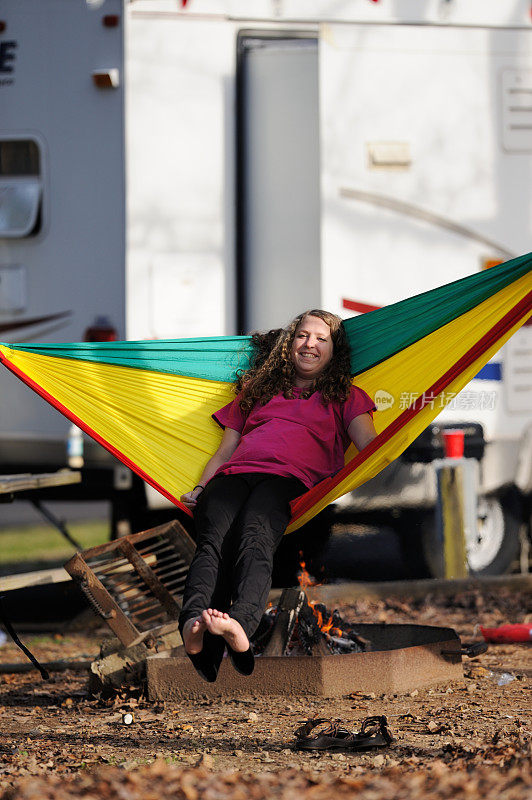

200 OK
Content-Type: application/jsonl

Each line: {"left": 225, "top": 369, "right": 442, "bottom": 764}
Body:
{"left": 7, "top": 251, "right": 531, "bottom": 380}
{"left": 0, "top": 252, "right": 530, "bottom": 532}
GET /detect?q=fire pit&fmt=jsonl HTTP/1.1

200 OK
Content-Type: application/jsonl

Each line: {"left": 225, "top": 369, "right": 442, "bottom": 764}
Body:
{"left": 146, "top": 588, "right": 467, "bottom": 699}
{"left": 64, "top": 527, "right": 477, "bottom": 698}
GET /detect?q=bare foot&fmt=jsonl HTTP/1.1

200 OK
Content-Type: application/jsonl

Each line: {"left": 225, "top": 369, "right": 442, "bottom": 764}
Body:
{"left": 205, "top": 608, "right": 249, "bottom": 652}
{"left": 182, "top": 615, "right": 208, "bottom": 655}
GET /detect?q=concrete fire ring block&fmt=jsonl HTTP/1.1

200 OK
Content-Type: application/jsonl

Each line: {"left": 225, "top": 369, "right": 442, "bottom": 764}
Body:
{"left": 146, "top": 638, "right": 464, "bottom": 700}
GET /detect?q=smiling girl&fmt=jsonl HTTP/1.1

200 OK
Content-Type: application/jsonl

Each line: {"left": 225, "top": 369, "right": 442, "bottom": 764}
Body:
{"left": 178, "top": 310, "right": 377, "bottom": 682}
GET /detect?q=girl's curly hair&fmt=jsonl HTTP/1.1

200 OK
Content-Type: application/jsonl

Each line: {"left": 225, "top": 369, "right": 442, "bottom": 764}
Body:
{"left": 234, "top": 309, "right": 352, "bottom": 414}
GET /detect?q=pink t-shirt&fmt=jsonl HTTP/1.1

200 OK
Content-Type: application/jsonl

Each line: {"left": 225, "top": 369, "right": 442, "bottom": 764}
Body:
{"left": 212, "top": 386, "right": 376, "bottom": 489}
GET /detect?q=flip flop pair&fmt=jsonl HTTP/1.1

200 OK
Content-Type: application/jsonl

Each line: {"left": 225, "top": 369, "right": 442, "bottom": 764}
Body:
{"left": 294, "top": 715, "right": 394, "bottom": 751}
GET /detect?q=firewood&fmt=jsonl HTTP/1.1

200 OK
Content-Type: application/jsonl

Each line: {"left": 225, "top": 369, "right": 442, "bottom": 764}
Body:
{"left": 263, "top": 588, "right": 306, "bottom": 656}
{"left": 297, "top": 598, "right": 332, "bottom": 656}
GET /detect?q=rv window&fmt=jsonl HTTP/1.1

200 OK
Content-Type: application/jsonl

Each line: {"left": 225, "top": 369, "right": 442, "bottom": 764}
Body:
{"left": 0, "top": 139, "right": 42, "bottom": 237}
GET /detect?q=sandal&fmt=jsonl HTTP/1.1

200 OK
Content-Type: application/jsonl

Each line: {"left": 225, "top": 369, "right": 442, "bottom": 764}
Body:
{"left": 294, "top": 715, "right": 394, "bottom": 751}
{"left": 226, "top": 644, "right": 255, "bottom": 676}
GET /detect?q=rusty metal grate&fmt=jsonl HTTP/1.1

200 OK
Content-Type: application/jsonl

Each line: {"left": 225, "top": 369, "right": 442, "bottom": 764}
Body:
{"left": 65, "top": 520, "right": 195, "bottom": 647}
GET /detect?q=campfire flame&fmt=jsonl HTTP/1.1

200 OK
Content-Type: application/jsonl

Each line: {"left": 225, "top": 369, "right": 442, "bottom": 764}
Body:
{"left": 311, "top": 607, "right": 343, "bottom": 637}
{"left": 297, "top": 557, "right": 343, "bottom": 637}
{"left": 297, "top": 558, "right": 318, "bottom": 589}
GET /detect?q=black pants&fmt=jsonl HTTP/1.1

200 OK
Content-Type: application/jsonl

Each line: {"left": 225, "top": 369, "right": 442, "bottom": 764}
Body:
{"left": 179, "top": 473, "right": 305, "bottom": 639}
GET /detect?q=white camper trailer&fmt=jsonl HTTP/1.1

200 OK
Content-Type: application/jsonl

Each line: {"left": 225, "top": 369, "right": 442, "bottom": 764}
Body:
{"left": 1, "top": 0, "right": 531, "bottom": 574}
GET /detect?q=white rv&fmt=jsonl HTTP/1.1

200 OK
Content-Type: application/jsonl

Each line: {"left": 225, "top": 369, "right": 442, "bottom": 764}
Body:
{"left": 1, "top": 0, "right": 531, "bottom": 575}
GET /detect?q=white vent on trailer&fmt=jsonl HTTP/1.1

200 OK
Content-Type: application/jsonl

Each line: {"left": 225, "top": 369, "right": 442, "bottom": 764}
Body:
{"left": 501, "top": 69, "right": 532, "bottom": 153}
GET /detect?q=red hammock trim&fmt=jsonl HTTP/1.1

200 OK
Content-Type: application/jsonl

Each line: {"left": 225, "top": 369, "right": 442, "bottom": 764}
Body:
{"left": 290, "top": 288, "right": 532, "bottom": 521}
{"left": 342, "top": 298, "right": 381, "bottom": 314}
{"left": 0, "top": 349, "right": 193, "bottom": 518}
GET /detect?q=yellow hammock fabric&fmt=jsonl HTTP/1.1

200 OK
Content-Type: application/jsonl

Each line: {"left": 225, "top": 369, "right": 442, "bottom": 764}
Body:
{"left": 0, "top": 255, "right": 531, "bottom": 533}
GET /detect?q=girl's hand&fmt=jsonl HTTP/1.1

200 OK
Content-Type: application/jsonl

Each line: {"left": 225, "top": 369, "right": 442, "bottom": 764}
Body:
{"left": 180, "top": 486, "right": 204, "bottom": 509}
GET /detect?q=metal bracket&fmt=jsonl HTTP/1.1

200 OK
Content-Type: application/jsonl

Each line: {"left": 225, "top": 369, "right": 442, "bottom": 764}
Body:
{"left": 441, "top": 641, "right": 488, "bottom": 659}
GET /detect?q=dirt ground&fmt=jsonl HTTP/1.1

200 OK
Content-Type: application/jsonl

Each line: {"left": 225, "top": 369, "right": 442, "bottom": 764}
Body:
{"left": 0, "top": 584, "right": 530, "bottom": 799}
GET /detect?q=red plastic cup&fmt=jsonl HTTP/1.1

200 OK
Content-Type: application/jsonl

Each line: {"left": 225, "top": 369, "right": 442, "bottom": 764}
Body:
{"left": 442, "top": 428, "right": 465, "bottom": 459}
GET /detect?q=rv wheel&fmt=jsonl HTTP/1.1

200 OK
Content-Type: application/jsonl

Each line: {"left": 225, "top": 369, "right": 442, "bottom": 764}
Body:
{"left": 400, "top": 489, "right": 524, "bottom": 578}
{"left": 466, "top": 490, "right": 522, "bottom": 576}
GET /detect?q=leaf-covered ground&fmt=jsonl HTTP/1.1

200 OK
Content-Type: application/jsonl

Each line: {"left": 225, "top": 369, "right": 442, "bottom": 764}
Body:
{"left": 0, "top": 585, "right": 530, "bottom": 799}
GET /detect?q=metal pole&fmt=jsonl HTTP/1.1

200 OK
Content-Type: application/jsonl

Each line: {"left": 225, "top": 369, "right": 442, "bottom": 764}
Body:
{"left": 30, "top": 499, "right": 82, "bottom": 551}
{"left": 434, "top": 429, "right": 474, "bottom": 580}
{"left": 437, "top": 462, "right": 468, "bottom": 579}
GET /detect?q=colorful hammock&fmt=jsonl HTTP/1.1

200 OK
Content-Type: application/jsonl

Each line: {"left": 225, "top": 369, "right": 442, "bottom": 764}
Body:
{"left": 1, "top": 254, "right": 531, "bottom": 534}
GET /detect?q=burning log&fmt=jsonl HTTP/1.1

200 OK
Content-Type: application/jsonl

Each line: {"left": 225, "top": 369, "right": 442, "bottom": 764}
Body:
{"left": 297, "top": 598, "right": 333, "bottom": 656}
{"left": 255, "top": 588, "right": 369, "bottom": 657}
{"left": 263, "top": 588, "right": 306, "bottom": 657}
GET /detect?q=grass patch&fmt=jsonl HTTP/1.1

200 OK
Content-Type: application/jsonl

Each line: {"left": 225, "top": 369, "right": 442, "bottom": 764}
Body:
{"left": 0, "top": 519, "right": 109, "bottom": 564}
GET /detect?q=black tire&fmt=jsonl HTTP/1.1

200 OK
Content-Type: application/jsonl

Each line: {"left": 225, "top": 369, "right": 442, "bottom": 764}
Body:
{"left": 400, "top": 488, "right": 523, "bottom": 578}
{"left": 397, "top": 509, "right": 435, "bottom": 578}
{"left": 466, "top": 489, "right": 523, "bottom": 576}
